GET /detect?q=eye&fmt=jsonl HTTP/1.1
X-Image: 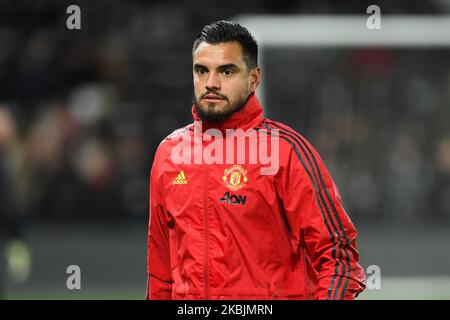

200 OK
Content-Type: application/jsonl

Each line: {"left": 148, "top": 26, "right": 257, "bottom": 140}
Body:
{"left": 195, "top": 68, "right": 207, "bottom": 76}
{"left": 223, "top": 69, "right": 234, "bottom": 76}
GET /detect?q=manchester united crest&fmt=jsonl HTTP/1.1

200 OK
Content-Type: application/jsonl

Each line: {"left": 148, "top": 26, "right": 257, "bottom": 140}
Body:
{"left": 222, "top": 165, "right": 248, "bottom": 191}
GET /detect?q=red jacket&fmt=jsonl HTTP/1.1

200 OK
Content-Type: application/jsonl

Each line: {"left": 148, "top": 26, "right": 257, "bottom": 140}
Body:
{"left": 146, "top": 93, "right": 366, "bottom": 300}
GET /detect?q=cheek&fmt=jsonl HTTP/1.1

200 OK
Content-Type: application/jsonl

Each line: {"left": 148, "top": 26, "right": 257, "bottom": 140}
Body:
{"left": 193, "top": 78, "right": 203, "bottom": 95}
{"left": 236, "top": 79, "right": 251, "bottom": 98}
{"left": 193, "top": 76, "right": 200, "bottom": 87}
{"left": 225, "top": 78, "right": 249, "bottom": 96}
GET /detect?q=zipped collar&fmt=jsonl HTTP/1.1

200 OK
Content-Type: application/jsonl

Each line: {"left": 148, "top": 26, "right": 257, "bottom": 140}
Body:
{"left": 191, "top": 93, "right": 263, "bottom": 134}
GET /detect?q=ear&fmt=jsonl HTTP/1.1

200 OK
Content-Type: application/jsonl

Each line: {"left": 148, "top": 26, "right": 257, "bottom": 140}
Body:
{"left": 248, "top": 66, "right": 261, "bottom": 93}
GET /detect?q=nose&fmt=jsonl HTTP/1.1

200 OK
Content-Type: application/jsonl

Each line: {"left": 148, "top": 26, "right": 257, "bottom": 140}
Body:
{"left": 205, "top": 72, "right": 221, "bottom": 91}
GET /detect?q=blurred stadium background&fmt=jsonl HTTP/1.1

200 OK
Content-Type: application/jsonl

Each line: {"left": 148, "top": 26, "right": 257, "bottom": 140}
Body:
{"left": 1, "top": 0, "right": 450, "bottom": 299}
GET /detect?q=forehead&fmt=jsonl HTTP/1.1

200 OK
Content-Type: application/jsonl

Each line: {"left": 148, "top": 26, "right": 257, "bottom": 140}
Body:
{"left": 193, "top": 41, "right": 245, "bottom": 67}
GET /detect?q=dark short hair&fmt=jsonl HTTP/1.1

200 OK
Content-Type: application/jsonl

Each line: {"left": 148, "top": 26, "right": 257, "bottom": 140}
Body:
{"left": 192, "top": 20, "right": 258, "bottom": 70}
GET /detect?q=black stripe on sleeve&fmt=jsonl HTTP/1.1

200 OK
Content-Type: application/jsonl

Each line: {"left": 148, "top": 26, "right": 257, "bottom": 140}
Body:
{"left": 263, "top": 120, "right": 352, "bottom": 300}
{"left": 255, "top": 124, "right": 344, "bottom": 299}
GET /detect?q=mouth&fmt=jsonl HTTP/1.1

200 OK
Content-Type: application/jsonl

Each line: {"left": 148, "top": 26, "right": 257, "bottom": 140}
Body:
{"left": 202, "top": 94, "right": 226, "bottom": 103}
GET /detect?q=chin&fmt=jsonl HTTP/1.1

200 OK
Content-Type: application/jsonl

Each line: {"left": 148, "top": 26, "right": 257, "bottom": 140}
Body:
{"left": 204, "top": 101, "right": 226, "bottom": 111}
{"left": 194, "top": 98, "right": 235, "bottom": 123}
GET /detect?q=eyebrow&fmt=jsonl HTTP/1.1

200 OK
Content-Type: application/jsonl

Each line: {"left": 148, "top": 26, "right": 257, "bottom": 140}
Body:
{"left": 193, "top": 63, "right": 240, "bottom": 71}
{"left": 217, "top": 64, "right": 239, "bottom": 71}
{"left": 193, "top": 63, "right": 208, "bottom": 70}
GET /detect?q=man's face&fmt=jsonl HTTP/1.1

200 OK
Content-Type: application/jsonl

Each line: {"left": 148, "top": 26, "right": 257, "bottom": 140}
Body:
{"left": 193, "top": 41, "right": 260, "bottom": 122}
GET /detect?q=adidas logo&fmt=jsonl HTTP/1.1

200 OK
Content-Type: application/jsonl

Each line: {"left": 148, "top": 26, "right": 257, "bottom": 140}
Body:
{"left": 173, "top": 170, "right": 188, "bottom": 185}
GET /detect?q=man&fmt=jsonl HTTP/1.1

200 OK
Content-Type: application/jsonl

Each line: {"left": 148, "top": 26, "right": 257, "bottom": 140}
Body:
{"left": 146, "top": 20, "right": 366, "bottom": 300}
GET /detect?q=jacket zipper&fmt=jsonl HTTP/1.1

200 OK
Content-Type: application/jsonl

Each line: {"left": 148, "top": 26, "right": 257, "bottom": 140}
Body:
{"left": 203, "top": 164, "right": 209, "bottom": 299}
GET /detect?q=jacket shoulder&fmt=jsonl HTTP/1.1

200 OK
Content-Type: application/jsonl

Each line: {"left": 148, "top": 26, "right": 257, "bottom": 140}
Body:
{"left": 160, "top": 123, "right": 194, "bottom": 146}
{"left": 153, "top": 123, "right": 193, "bottom": 161}
{"left": 261, "top": 118, "right": 314, "bottom": 151}
{"left": 262, "top": 118, "right": 303, "bottom": 136}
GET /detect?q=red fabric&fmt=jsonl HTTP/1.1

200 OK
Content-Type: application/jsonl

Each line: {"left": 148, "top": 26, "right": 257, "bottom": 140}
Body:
{"left": 147, "top": 94, "right": 366, "bottom": 300}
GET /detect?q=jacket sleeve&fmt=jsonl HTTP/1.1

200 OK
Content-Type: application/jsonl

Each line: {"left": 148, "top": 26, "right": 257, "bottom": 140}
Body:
{"left": 146, "top": 150, "right": 173, "bottom": 300}
{"left": 275, "top": 137, "right": 366, "bottom": 300}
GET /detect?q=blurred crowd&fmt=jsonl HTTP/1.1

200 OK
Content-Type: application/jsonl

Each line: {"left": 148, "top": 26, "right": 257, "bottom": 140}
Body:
{"left": 1, "top": 0, "right": 450, "bottom": 225}
{"left": 266, "top": 48, "right": 450, "bottom": 224}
